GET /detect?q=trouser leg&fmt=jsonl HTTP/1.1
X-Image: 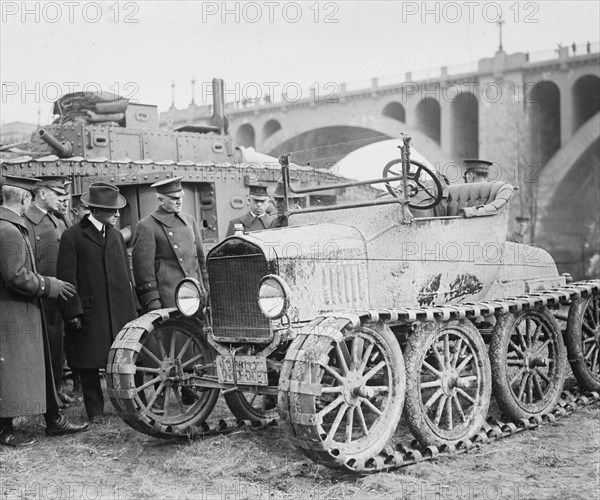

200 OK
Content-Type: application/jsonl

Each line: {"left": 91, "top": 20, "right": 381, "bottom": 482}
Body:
{"left": 77, "top": 369, "right": 104, "bottom": 418}
{"left": 0, "top": 417, "right": 14, "bottom": 435}
{"left": 42, "top": 300, "right": 64, "bottom": 390}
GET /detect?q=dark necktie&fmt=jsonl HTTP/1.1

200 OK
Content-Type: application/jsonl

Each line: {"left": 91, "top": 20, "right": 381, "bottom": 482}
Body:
{"left": 101, "top": 225, "right": 106, "bottom": 238}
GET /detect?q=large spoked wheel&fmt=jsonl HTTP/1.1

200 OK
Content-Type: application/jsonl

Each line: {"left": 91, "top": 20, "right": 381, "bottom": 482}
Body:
{"left": 565, "top": 295, "right": 600, "bottom": 391}
{"left": 279, "top": 320, "right": 405, "bottom": 470}
{"left": 404, "top": 320, "right": 491, "bottom": 446}
{"left": 490, "top": 308, "right": 567, "bottom": 419}
{"left": 107, "top": 316, "right": 220, "bottom": 438}
{"left": 382, "top": 159, "right": 443, "bottom": 210}
{"left": 224, "top": 391, "right": 278, "bottom": 424}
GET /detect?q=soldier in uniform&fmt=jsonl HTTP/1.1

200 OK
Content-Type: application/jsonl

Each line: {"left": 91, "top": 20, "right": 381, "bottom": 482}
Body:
{"left": 269, "top": 178, "right": 306, "bottom": 229}
{"left": 132, "top": 177, "right": 208, "bottom": 312}
{"left": 70, "top": 194, "right": 90, "bottom": 225}
{"left": 1, "top": 175, "right": 88, "bottom": 446}
{"left": 463, "top": 159, "right": 492, "bottom": 183}
{"left": 23, "top": 176, "right": 73, "bottom": 406}
{"left": 508, "top": 216, "right": 530, "bottom": 244}
{"left": 226, "top": 183, "right": 274, "bottom": 236}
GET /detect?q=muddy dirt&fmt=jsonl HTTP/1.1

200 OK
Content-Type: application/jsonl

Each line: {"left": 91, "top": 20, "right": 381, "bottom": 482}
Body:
{"left": 1, "top": 375, "right": 599, "bottom": 500}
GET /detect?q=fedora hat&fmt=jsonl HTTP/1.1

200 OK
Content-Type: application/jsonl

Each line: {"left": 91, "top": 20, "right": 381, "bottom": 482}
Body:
{"left": 81, "top": 182, "right": 126, "bottom": 209}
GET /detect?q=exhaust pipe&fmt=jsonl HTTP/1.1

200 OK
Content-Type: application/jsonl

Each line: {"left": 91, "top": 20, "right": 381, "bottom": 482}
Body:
{"left": 210, "top": 78, "right": 229, "bottom": 135}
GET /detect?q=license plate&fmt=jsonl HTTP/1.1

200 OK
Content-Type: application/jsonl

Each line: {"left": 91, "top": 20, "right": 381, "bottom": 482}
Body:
{"left": 216, "top": 355, "right": 269, "bottom": 386}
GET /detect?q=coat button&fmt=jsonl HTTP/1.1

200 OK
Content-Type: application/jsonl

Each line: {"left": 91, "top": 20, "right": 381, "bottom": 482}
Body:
{"left": 168, "top": 231, "right": 174, "bottom": 236}
{"left": 179, "top": 257, "right": 183, "bottom": 262}
{"left": 174, "top": 244, "right": 179, "bottom": 249}
{"left": 37, "top": 257, "right": 41, "bottom": 261}
{"left": 36, "top": 236, "right": 40, "bottom": 241}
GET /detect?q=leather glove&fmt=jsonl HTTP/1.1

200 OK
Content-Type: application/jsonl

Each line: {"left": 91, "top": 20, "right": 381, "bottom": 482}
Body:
{"left": 145, "top": 299, "right": 162, "bottom": 312}
{"left": 68, "top": 317, "right": 82, "bottom": 330}
{"left": 56, "top": 280, "right": 76, "bottom": 300}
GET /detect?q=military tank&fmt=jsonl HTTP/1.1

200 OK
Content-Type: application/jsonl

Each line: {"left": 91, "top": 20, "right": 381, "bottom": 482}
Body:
{"left": 106, "top": 134, "right": 599, "bottom": 471}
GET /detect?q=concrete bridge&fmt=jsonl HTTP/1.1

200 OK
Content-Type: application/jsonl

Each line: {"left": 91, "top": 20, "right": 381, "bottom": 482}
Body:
{"left": 161, "top": 44, "right": 600, "bottom": 279}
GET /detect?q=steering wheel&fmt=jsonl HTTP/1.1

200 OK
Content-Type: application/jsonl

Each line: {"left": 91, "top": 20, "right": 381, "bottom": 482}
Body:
{"left": 382, "top": 159, "right": 444, "bottom": 210}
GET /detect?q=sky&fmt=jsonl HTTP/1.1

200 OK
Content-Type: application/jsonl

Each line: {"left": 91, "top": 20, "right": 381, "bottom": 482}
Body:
{"left": 1, "top": 0, "right": 599, "bottom": 125}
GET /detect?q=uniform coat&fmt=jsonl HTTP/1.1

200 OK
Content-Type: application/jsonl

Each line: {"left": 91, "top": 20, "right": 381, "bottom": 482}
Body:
{"left": 57, "top": 215, "right": 137, "bottom": 369}
{"left": 24, "top": 204, "right": 68, "bottom": 388}
{"left": 226, "top": 212, "right": 274, "bottom": 237}
{"left": 132, "top": 208, "right": 207, "bottom": 308}
{"left": 0, "top": 207, "right": 61, "bottom": 418}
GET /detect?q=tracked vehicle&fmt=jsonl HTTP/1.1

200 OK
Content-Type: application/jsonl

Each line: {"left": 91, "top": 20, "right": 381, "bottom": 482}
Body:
{"left": 107, "top": 135, "right": 599, "bottom": 471}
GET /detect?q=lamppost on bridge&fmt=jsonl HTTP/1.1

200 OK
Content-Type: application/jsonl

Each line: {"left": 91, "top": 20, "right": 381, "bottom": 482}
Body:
{"left": 497, "top": 17, "right": 505, "bottom": 52}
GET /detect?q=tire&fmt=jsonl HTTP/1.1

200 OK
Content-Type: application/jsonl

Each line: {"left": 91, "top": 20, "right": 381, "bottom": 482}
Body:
{"left": 404, "top": 320, "right": 492, "bottom": 447}
{"left": 565, "top": 295, "right": 600, "bottom": 391}
{"left": 278, "top": 319, "right": 405, "bottom": 470}
{"left": 490, "top": 307, "right": 567, "bottom": 420}
{"left": 107, "top": 315, "right": 220, "bottom": 438}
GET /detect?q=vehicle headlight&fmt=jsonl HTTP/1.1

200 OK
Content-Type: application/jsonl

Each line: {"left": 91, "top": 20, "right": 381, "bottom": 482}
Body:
{"left": 175, "top": 278, "right": 206, "bottom": 317}
{"left": 258, "top": 275, "right": 291, "bottom": 319}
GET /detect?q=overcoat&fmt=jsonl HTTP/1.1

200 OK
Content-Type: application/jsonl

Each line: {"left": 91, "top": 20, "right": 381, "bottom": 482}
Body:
{"left": 132, "top": 208, "right": 208, "bottom": 308}
{"left": 226, "top": 212, "right": 274, "bottom": 237}
{"left": 24, "top": 204, "right": 67, "bottom": 386}
{"left": 0, "top": 207, "right": 61, "bottom": 417}
{"left": 57, "top": 215, "right": 137, "bottom": 369}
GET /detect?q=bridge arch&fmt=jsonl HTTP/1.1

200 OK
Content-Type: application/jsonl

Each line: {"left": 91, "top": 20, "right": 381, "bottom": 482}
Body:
{"left": 529, "top": 80, "right": 561, "bottom": 166}
{"left": 262, "top": 119, "right": 282, "bottom": 140}
{"left": 450, "top": 92, "right": 478, "bottom": 158}
{"left": 536, "top": 112, "right": 600, "bottom": 279}
{"left": 236, "top": 123, "right": 256, "bottom": 148}
{"left": 573, "top": 75, "right": 600, "bottom": 133}
{"left": 382, "top": 101, "right": 406, "bottom": 123}
{"left": 415, "top": 97, "right": 441, "bottom": 145}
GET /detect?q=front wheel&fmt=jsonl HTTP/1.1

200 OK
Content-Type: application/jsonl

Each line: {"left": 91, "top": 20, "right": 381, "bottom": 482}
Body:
{"left": 565, "top": 295, "right": 600, "bottom": 391}
{"left": 279, "top": 319, "right": 406, "bottom": 470}
{"left": 107, "top": 315, "right": 220, "bottom": 438}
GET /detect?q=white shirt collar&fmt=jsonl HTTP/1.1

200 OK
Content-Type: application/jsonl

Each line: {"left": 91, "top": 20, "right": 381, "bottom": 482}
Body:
{"left": 88, "top": 213, "right": 104, "bottom": 232}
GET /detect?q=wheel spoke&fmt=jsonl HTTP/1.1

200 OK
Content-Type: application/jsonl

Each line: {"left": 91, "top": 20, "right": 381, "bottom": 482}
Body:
{"left": 452, "top": 394, "right": 466, "bottom": 423}
{"left": 526, "top": 374, "right": 534, "bottom": 404}
{"left": 180, "top": 353, "right": 206, "bottom": 369}
{"left": 509, "top": 340, "right": 526, "bottom": 358}
{"left": 176, "top": 336, "right": 193, "bottom": 360}
{"left": 516, "top": 373, "right": 528, "bottom": 401}
{"left": 509, "top": 367, "right": 527, "bottom": 386}
{"left": 532, "top": 372, "right": 545, "bottom": 398}
{"left": 424, "top": 388, "right": 444, "bottom": 409}
{"left": 433, "top": 394, "right": 448, "bottom": 425}
{"left": 135, "top": 366, "right": 160, "bottom": 374}
{"left": 420, "top": 379, "right": 442, "bottom": 389}
{"left": 318, "top": 395, "right": 344, "bottom": 419}
{"left": 445, "top": 395, "right": 453, "bottom": 430}
{"left": 533, "top": 338, "right": 551, "bottom": 355}
{"left": 345, "top": 407, "right": 355, "bottom": 443}
{"left": 172, "top": 386, "right": 185, "bottom": 411}
{"left": 363, "top": 361, "right": 386, "bottom": 382}
{"left": 456, "top": 354, "right": 474, "bottom": 374}
{"left": 327, "top": 403, "right": 349, "bottom": 440}
{"left": 319, "top": 362, "right": 345, "bottom": 384}
{"left": 584, "top": 344, "right": 597, "bottom": 361}
{"left": 140, "top": 345, "right": 162, "bottom": 366}
{"left": 591, "top": 348, "right": 599, "bottom": 372}
{"left": 443, "top": 332, "right": 450, "bottom": 368}
{"left": 351, "top": 336, "right": 365, "bottom": 371}
{"left": 146, "top": 382, "right": 165, "bottom": 409}
{"left": 582, "top": 323, "right": 595, "bottom": 336}
{"left": 154, "top": 331, "right": 168, "bottom": 359}
{"left": 536, "top": 369, "right": 552, "bottom": 385}
{"left": 135, "top": 375, "right": 161, "bottom": 393}
{"left": 507, "top": 358, "right": 526, "bottom": 366}
{"left": 321, "top": 386, "right": 343, "bottom": 394}
{"left": 169, "top": 331, "right": 177, "bottom": 358}
{"left": 422, "top": 360, "right": 442, "bottom": 378}
{"left": 361, "top": 397, "right": 383, "bottom": 416}
{"left": 335, "top": 342, "right": 351, "bottom": 375}
{"left": 358, "top": 341, "right": 375, "bottom": 373}
{"left": 356, "top": 405, "right": 369, "bottom": 436}
{"left": 456, "top": 388, "right": 476, "bottom": 404}
{"left": 452, "top": 337, "right": 463, "bottom": 368}
{"left": 431, "top": 341, "right": 445, "bottom": 368}
{"left": 532, "top": 324, "right": 543, "bottom": 345}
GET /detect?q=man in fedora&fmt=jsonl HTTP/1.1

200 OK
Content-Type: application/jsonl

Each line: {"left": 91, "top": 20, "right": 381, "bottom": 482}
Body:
{"left": 463, "top": 159, "right": 492, "bottom": 183}
{"left": 269, "top": 178, "right": 307, "bottom": 229}
{"left": 1, "top": 175, "right": 88, "bottom": 447}
{"left": 57, "top": 182, "right": 137, "bottom": 423}
{"left": 226, "top": 183, "right": 274, "bottom": 237}
{"left": 132, "top": 176, "right": 208, "bottom": 312}
{"left": 23, "top": 176, "right": 73, "bottom": 406}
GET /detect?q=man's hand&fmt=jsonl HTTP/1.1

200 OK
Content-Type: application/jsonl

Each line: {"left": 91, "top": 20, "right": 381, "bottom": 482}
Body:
{"left": 68, "top": 317, "right": 82, "bottom": 330}
{"left": 57, "top": 280, "right": 76, "bottom": 300}
{"left": 145, "top": 299, "right": 162, "bottom": 312}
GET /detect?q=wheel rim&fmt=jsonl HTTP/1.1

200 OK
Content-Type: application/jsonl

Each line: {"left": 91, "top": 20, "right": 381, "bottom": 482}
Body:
{"left": 581, "top": 296, "right": 600, "bottom": 375}
{"left": 417, "top": 325, "right": 487, "bottom": 439}
{"left": 505, "top": 312, "right": 561, "bottom": 411}
{"left": 316, "top": 329, "right": 398, "bottom": 453}
{"left": 228, "top": 391, "right": 279, "bottom": 421}
{"left": 135, "top": 325, "right": 216, "bottom": 426}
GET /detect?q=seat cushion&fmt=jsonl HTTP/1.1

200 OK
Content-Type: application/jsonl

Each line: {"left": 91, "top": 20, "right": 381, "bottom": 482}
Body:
{"left": 445, "top": 181, "right": 514, "bottom": 218}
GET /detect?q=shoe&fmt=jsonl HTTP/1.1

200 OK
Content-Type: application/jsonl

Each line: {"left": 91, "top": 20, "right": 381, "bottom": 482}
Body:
{"left": 59, "top": 391, "right": 76, "bottom": 405}
{"left": 45, "top": 415, "right": 90, "bottom": 436}
{"left": 0, "top": 432, "right": 36, "bottom": 448}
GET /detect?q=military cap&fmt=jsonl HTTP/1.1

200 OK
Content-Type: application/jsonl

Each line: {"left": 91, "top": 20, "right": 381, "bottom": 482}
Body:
{"left": 248, "top": 183, "right": 269, "bottom": 200}
{"left": 270, "top": 178, "right": 305, "bottom": 199}
{"left": 151, "top": 176, "right": 184, "bottom": 198}
{"left": 36, "top": 175, "right": 69, "bottom": 195}
{"left": 463, "top": 159, "right": 492, "bottom": 174}
{"left": 1, "top": 175, "right": 41, "bottom": 194}
{"left": 516, "top": 216, "right": 530, "bottom": 222}
{"left": 71, "top": 193, "right": 87, "bottom": 207}
{"left": 81, "top": 182, "right": 126, "bottom": 209}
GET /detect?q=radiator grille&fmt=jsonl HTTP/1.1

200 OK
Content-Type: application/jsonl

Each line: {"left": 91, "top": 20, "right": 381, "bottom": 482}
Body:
{"left": 208, "top": 243, "right": 272, "bottom": 342}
